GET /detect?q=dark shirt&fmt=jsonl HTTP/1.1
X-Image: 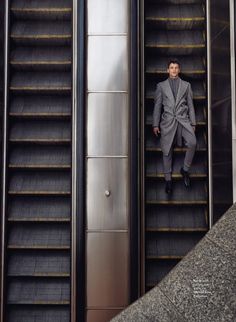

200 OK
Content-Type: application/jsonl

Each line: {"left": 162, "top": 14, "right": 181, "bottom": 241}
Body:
{"left": 168, "top": 76, "right": 180, "bottom": 101}
{"left": 168, "top": 76, "right": 182, "bottom": 146}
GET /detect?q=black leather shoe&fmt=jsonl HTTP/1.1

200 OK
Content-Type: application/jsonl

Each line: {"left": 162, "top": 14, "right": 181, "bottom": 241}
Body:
{"left": 180, "top": 167, "right": 190, "bottom": 188}
{"left": 165, "top": 180, "right": 172, "bottom": 194}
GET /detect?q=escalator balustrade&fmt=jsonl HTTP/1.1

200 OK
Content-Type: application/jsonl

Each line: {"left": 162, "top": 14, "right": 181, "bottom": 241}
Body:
{"left": 3, "top": 0, "right": 72, "bottom": 320}
{"left": 144, "top": 0, "right": 208, "bottom": 291}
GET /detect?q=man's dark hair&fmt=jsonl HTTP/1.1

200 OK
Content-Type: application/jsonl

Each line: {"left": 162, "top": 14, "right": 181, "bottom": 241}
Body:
{"left": 167, "top": 58, "right": 181, "bottom": 68}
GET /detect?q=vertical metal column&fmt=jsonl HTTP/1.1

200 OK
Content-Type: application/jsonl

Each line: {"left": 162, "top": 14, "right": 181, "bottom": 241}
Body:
{"left": 0, "top": 1, "right": 9, "bottom": 320}
{"left": 206, "top": 0, "right": 213, "bottom": 228}
{"left": 230, "top": 0, "right": 236, "bottom": 202}
{"left": 85, "top": 1, "right": 130, "bottom": 321}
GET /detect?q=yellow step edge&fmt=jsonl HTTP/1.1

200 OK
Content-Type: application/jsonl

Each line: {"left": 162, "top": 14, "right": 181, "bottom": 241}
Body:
{"left": 146, "top": 17, "right": 205, "bottom": 21}
{"left": 8, "top": 191, "right": 71, "bottom": 195}
{"left": 10, "top": 87, "right": 71, "bottom": 91}
{"left": 8, "top": 273, "right": 70, "bottom": 277}
{"left": 8, "top": 301, "right": 70, "bottom": 305}
{"left": 9, "top": 113, "right": 71, "bottom": 117}
{"left": 11, "top": 61, "right": 71, "bottom": 65}
{"left": 147, "top": 200, "right": 207, "bottom": 205}
{"left": 9, "top": 139, "right": 71, "bottom": 142}
{"left": 147, "top": 255, "right": 184, "bottom": 260}
{"left": 9, "top": 164, "right": 71, "bottom": 168}
{"left": 8, "top": 217, "right": 70, "bottom": 222}
{"left": 11, "top": 35, "right": 71, "bottom": 39}
{"left": 146, "top": 228, "right": 208, "bottom": 232}
{"left": 146, "top": 148, "right": 207, "bottom": 152}
{"left": 146, "top": 44, "right": 205, "bottom": 48}
{"left": 11, "top": 8, "right": 72, "bottom": 12}
{"left": 7, "top": 245, "right": 70, "bottom": 249}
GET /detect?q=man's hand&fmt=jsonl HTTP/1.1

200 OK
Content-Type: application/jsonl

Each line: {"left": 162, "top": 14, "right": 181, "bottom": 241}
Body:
{"left": 192, "top": 125, "right": 196, "bottom": 132}
{"left": 153, "top": 127, "right": 161, "bottom": 136}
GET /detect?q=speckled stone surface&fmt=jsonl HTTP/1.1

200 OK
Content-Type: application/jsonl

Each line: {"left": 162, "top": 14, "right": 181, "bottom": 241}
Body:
{"left": 159, "top": 237, "right": 236, "bottom": 322}
{"left": 206, "top": 203, "right": 236, "bottom": 256}
{"left": 110, "top": 203, "right": 236, "bottom": 322}
{"left": 111, "top": 286, "right": 185, "bottom": 322}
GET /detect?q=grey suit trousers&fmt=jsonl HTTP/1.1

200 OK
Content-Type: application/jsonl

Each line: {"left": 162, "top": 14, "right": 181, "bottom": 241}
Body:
{"left": 163, "top": 122, "right": 197, "bottom": 180}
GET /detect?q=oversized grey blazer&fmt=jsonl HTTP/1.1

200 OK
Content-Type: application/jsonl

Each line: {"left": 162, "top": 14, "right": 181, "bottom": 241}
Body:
{"left": 152, "top": 77, "right": 196, "bottom": 156}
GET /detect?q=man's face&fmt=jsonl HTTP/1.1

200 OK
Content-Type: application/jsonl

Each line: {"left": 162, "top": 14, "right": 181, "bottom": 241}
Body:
{"left": 167, "top": 63, "right": 180, "bottom": 78}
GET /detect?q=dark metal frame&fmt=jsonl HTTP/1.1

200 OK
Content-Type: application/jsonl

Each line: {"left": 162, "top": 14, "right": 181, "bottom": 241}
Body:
{"left": 130, "top": 0, "right": 140, "bottom": 302}
{"left": 0, "top": 1, "right": 10, "bottom": 321}
{"left": 74, "top": 0, "right": 86, "bottom": 321}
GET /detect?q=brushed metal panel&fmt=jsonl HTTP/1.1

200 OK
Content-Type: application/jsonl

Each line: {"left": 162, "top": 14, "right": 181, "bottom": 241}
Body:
{"left": 86, "top": 232, "right": 129, "bottom": 307}
{"left": 87, "top": 309, "right": 123, "bottom": 322}
{"left": 87, "top": 158, "right": 128, "bottom": 230}
{"left": 87, "top": 36, "right": 128, "bottom": 91}
{"left": 87, "top": 93, "right": 128, "bottom": 156}
{"left": 87, "top": 0, "right": 128, "bottom": 34}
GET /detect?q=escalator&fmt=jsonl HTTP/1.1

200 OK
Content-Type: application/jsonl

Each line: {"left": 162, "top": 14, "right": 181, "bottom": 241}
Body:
{"left": 2, "top": 0, "right": 72, "bottom": 320}
{"left": 143, "top": 0, "right": 208, "bottom": 291}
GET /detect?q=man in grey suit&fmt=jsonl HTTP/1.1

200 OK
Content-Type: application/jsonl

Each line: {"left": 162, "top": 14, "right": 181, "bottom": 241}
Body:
{"left": 152, "top": 59, "right": 197, "bottom": 194}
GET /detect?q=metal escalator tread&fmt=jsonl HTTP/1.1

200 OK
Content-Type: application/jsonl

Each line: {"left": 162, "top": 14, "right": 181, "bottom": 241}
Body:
{"left": 10, "top": 47, "right": 71, "bottom": 71}
{"left": 4, "top": 0, "right": 72, "bottom": 319}
{"left": 8, "top": 251, "right": 70, "bottom": 276}
{"left": 146, "top": 4, "right": 205, "bottom": 29}
{"left": 8, "top": 307, "right": 70, "bottom": 322}
{"left": 8, "top": 279, "right": 70, "bottom": 304}
{"left": 11, "top": 22, "right": 71, "bottom": 46}
{"left": 146, "top": 31, "right": 205, "bottom": 47}
{"left": 10, "top": 72, "right": 71, "bottom": 92}
{"left": 144, "top": 0, "right": 207, "bottom": 291}
{"left": 10, "top": 96, "right": 71, "bottom": 115}
{"left": 8, "top": 223, "right": 70, "bottom": 248}
{"left": 8, "top": 196, "right": 70, "bottom": 217}
{"left": 146, "top": 4, "right": 204, "bottom": 19}
{"left": 11, "top": 0, "right": 72, "bottom": 11}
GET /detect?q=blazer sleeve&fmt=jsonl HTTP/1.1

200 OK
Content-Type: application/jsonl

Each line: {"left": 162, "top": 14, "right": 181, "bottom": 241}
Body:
{"left": 187, "top": 83, "right": 196, "bottom": 126}
{"left": 152, "top": 83, "right": 162, "bottom": 127}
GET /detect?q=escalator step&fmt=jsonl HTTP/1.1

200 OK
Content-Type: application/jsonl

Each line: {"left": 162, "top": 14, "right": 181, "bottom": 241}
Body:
{"left": 8, "top": 251, "right": 70, "bottom": 276}
{"left": 11, "top": 22, "right": 71, "bottom": 45}
{"left": 10, "top": 72, "right": 71, "bottom": 92}
{"left": 146, "top": 30, "right": 205, "bottom": 55}
{"left": 9, "top": 146, "right": 71, "bottom": 168}
{"left": 10, "top": 119, "right": 71, "bottom": 141}
{"left": 7, "top": 279, "right": 70, "bottom": 304}
{"left": 8, "top": 171, "right": 71, "bottom": 194}
{"left": 10, "top": 96, "right": 71, "bottom": 117}
{"left": 146, "top": 206, "right": 208, "bottom": 229}
{"left": 146, "top": 4, "right": 205, "bottom": 30}
{"left": 146, "top": 232, "right": 205, "bottom": 257}
{"left": 10, "top": 47, "right": 71, "bottom": 71}
{"left": 146, "top": 180, "right": 207, "bottom": 202}
{"left": 8, "top": 223, "right": 70, "bottom": 248}
{"left": 8, "top": 307, "right": 70, "bottom": 322}
{"left": 146, "top": 260, "right": 179, "bottom": 287}
{"left": 11, "top": 0, "right": 72, "bottom": 20}
{"left": 8, "top": 196, "right": 70, "bottom": 220}
{"left": 152, "top": 0, "right": 204, "bottom": 4}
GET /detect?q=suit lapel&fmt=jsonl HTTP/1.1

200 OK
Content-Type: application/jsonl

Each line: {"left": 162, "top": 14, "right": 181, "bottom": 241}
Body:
{"left": 175, "top": 77, "right": 188, "bottom": 107}
{"left": 164, "top": 79, "right": 175, "bottom": 106}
